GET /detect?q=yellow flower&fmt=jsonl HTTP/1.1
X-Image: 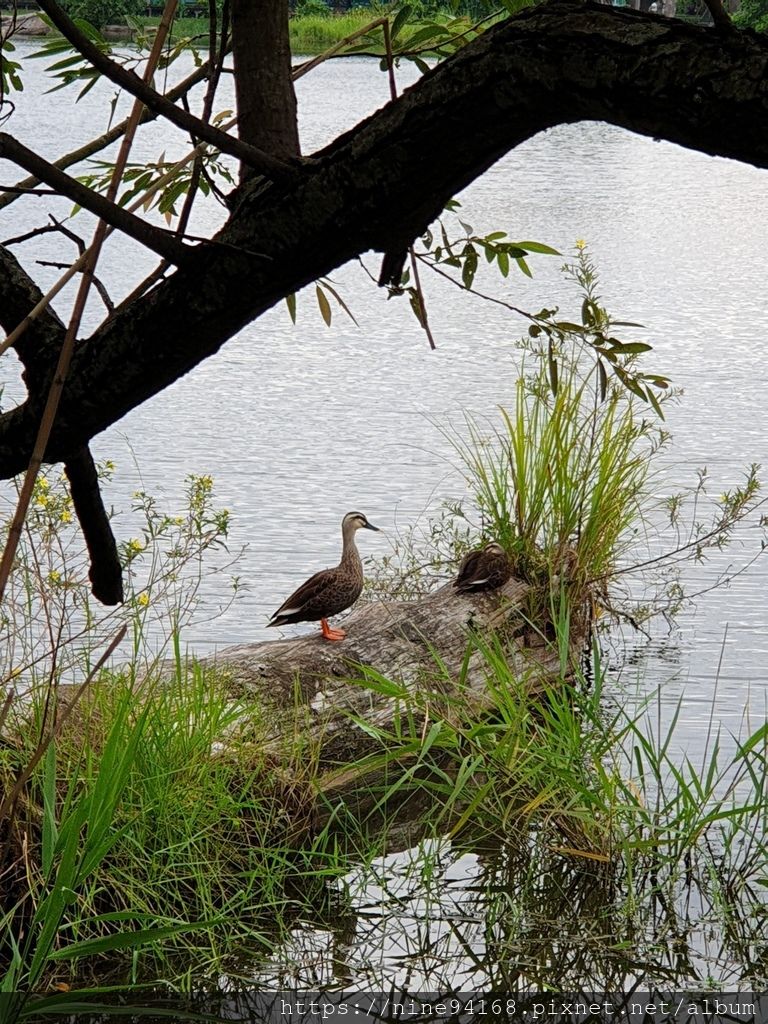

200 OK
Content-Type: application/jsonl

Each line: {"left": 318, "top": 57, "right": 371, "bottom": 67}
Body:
{"left": 575, "top": 239, "right": 587, "bottom": 250}
{"left": 48, "top": 569, "right": 61, "bottom": 584}
{"left": 36, "top": 494, "right": 49, "bottom": 508}
{"left": 128, "top": 538, "right": 144, "bottom": 554}
{"left": 61, "top": 508, "right": 72, "bottom": 524}
{"left": 137, "top": 592, "right": 150, "bottom": 607}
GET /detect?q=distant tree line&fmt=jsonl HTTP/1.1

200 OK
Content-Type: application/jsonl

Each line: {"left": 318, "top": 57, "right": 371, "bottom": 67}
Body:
{"left": 0, "top": 0, "right": 506, "bottom": 23}
{"left": 295, "top": 0, "right": 502, "bottom": 13}
{"left": 3, "top": 0, "right": 759, "bottom": 26}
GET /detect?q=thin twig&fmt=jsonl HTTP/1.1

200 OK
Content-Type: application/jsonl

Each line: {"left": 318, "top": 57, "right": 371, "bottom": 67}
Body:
{"left": 0, "top": 185, "right": 54, "bottom": 197}
{"left": 292, "top": 17, "right": 388, "bottom": 81}
{"left": 2, "top": 222, "right": 65, "bottom": 248}
{"left": 407, "top": 246, "right": 437, "bottom": 350}
{"left": 23, "top": 217, "right": 116, "bottom": 311}
{"left": 590, "top": 493, "right": 768, "bottom": 585}
{"left": 418, "top": 252, "right": 533, "bottom": 320}
{"left": 380, "top": 17, "right": 436, "bottom": 351}
{"left": 0, "top": 59, "right": 220, "bottom": 213}
{"left": 35, "top": 262, "right": 114, "bottom": 313}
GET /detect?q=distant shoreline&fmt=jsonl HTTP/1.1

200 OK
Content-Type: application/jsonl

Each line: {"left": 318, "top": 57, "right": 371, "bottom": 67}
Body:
{"left": 3, "top": 11, "right": 384, "bottom": 54}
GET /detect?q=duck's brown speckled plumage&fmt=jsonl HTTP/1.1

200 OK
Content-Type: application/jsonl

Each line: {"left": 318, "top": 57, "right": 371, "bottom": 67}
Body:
{"left": 453, "top": 541, "right": 512, "bottom": 593}
{"left": 267, "top": 512, "right": 379, "bottom": 635}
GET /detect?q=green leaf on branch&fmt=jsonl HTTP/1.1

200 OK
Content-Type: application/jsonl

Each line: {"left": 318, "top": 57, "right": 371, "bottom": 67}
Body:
{"left": 548, "top": 339, "right": 559, "bottom": 396}
{"left": 646, "top": 386, "right": 665, "bottom": 420}
{"left": 409, "top": 288, "right": 427, "bottom": 327}
{"left": 390, "top": 5, "right": 413, "bottom": 39}
{"left": 316, "top": 285, "right": 332, "bottom": 327}
{"left": 554, "top": 322, "right": 586, "bottom": 334}
{"left": 607, "top": 341, "right": 653, "bottom": 355}
{"left": 320, "top": 279, "right": 359, "bottom": 326}
{"left": 614, "top": 366, "right": 648, "bottom": 401}
{"left": 597, "top": 358, "right": 608, "bottom": 401}
{"left": 515, "top": 240, "right": 562, "bottom": 255}
{"left": 461, "top": 245, "right": 478, "bottom": 289}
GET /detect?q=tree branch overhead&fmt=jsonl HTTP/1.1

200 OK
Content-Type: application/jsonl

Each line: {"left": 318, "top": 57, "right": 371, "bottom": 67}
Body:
{"left": 2, "top": 0, "right": 768, "bottom": 481}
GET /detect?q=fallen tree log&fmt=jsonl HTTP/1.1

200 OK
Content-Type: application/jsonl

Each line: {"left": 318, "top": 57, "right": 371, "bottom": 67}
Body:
{"left": 205, "top": 575, "right": 570, "bottom": 773}
{"left": 44, "top": 573, "right": 578, "bottom": 823}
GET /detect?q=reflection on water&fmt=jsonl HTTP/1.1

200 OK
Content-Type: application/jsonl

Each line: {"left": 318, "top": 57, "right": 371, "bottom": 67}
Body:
{"left": 2, "top": 44, "right": 768, "bottom": 992}
{"left": 248, "top": 829, "right": 766, "bottom": 993}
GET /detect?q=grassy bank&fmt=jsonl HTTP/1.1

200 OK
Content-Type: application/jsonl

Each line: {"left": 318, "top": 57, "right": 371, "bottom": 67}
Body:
{"left": 1, "top": 655, "right": 335, "bottom": 994}
{"left": 132, "top": 11, "right": 384, "bottom": 54}
{"left": 135, "top": 7, "right": 503, "bottom": 55}
{"left": 289, "top": 11, "right": 383, "bottom": 54}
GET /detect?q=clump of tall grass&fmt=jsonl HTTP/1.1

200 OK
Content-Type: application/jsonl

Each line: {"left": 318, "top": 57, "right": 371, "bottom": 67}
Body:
{"left": 368, "top": 247, "right": 669, "bottom": 617}
{"left": 289, "top": 11, "right": 377, "bottom": 53}
{"left": 370, "top": 249, "right": 764, "bottom": 629}
{"left": 0, "top": 652, "right": 336, "bottom": 994}
{"left": 448, "top": 247, "right": 668, "bottom": 592}
{"left": 339, "top": 626, "right": 768, "bottom": 986}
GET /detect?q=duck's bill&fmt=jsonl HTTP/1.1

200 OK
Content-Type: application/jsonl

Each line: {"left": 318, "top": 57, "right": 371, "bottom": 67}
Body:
{"left": 365, "top": 521, "right": 380, "bottom": 531}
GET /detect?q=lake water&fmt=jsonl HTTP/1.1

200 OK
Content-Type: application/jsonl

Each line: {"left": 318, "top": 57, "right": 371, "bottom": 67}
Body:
{"left": 1, "top": 40, "right": 767, "bottom": 989}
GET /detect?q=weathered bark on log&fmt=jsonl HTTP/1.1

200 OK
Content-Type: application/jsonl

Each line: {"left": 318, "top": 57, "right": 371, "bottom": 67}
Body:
{"left": 202, "top": 576, "right": 563, "bottom": 772}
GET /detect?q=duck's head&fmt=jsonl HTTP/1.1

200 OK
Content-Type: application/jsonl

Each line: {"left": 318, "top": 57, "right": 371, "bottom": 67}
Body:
{"left": 343, "top": 511, "right": 380, "bottom": 534}
{"left": 484, "top": 541, "right": 505, "bottom": 555}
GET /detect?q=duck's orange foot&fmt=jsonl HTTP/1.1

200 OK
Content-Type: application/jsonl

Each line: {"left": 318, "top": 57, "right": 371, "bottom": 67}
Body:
{"left": 320, "top": 618, "right": 346, "bottom": 641}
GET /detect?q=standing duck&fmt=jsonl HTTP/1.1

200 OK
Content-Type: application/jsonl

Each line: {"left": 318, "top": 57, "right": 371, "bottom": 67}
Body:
{"left": 453, "top": 541, "right": 513, "bottom": 594}
{"left": 267, "top": 511, "right": 379, "bottom": 641}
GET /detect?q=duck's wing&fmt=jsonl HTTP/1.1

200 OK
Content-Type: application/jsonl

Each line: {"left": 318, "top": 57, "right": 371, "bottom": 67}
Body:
{"left": 488, "top": 552, "right": 513, "bottom": 588}
{"left": 269, "top": 566, "right": 338, "bottom": 624}
{"left": 453, "top": 548, "right": 485, "bottom": 591}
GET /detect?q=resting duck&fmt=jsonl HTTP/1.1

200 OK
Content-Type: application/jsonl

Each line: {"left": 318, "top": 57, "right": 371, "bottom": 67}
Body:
{"left": 267, "top": 511, "right": 379, "bottom": 641}
{"left": 453, "top": 541, "right": 512, "bottom": 593}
